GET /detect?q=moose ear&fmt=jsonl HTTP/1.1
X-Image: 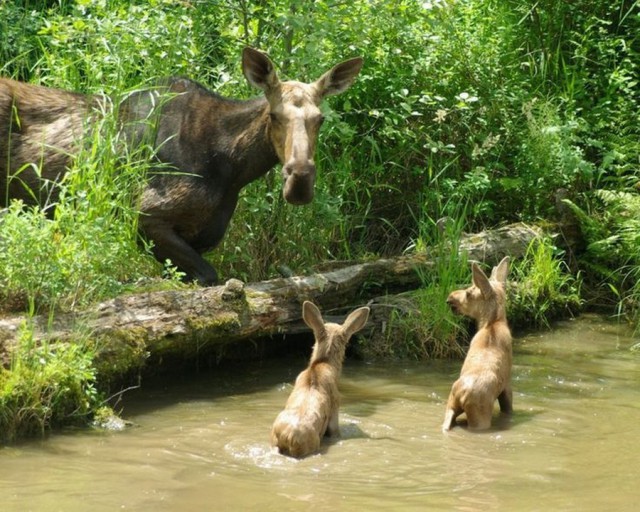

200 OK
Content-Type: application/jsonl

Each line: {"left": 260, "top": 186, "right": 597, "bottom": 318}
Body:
{"left": 490, "top": 256, "right": 510, "bottom": 285}
{"left": 342, "top": 306, "right": 370, "bottom": 337}
{"left": 302, "top": 301, "right": 325, "bottom": 336}
{"left": 242, "top": 47, "right": 280, "bottom": 91}
{"left": 472, "top": 263, "right": 494, "bottom": 299}
{"left": 314, "top": 57, "right": 363, "bottom": 98}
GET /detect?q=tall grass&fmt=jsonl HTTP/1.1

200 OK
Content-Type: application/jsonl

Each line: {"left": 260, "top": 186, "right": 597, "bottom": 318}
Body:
{"left": 361, "top": 206, "right": 470, "bottom": 360}
{"left": 2, "top": 0, "right": 636, "bottom": 292}
{"left": 0, "top": 100, "right": 162, "bottom": 313}
{"left": 364, "top": 230, "right": 584, "bottom": 360}
{"left": 0, "top": 100, "right": 161, "bottom": 441}
{"left": 509, "top": 237, "right": 583, "bottom": 329}
{"left": 564, "top": 190, "right": 640, "bottom": 328}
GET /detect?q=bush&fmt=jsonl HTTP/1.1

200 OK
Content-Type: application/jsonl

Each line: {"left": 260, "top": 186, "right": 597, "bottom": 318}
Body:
{"left": 0, "top": 325, "right": 99, "bottom": 443}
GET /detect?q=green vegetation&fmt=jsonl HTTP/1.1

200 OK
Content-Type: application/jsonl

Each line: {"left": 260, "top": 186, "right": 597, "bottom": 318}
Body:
{"left": 0, "top": 0, "right": 638, "bottom": 438}
{"left": 0, "top": 323, "right": 99, "bottom": 443}
{"left": 565, "top": 190, "right": 640, "bottom": 328}
{"left": 361, "top": 213, "right": 471, "bottom": 360}
{"left": 0, "top": 109, "right": 159, "bottom": 312}
{"left": 361, "top": 232, "right": 582, "bottom": 360}
{"left": 510, "top": 237, "right": 583, "bottom": 329}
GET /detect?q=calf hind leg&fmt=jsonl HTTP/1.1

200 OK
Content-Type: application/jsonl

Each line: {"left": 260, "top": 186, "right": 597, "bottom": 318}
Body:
{"left": 498, "top": 386, "right": 513, "bottom": 414}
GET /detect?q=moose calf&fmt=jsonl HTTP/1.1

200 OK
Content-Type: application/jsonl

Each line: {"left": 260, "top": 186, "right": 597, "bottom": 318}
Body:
{"left": 442, "top": 256, "right": 512, "bottom": 431}
{"left": 271, "top": 301, "right": 369, "bottom": 458}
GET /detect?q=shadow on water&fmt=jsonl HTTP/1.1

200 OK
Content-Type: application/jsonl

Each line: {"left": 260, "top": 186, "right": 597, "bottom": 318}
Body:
{"left": 112, "top": 329, "right": 460, "bottom": 421}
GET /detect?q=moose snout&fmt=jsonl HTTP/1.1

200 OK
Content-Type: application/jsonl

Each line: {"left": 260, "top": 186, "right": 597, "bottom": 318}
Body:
{"left": 282, "top": 160, "right": 316, "bottom": 205}
{"left": 446, "top": 294, "right": 460, "bottom": 314}
{"left": 283, "top": 159, "right": 316, "bottom": 180}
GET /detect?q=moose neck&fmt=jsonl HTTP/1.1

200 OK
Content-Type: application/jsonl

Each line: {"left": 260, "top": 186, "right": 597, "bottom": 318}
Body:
{"left": 309, "top": 331, "right": 346, "bottom": 374}
{"left": 227, "top": 97, "right": 279, "bottom": 187}
{"left": 475, "top": 293, "right": 507, "bottom": 330}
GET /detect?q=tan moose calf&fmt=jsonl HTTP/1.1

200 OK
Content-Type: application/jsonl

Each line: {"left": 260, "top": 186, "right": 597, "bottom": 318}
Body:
{"left": 271, "top": 301, "right": 370, "bottom": 458}
{"left": 442, "top": 256, "right": 513, "bottom": 431}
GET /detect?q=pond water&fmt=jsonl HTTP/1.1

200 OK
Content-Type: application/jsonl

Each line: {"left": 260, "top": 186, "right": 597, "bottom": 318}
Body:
{"left": 1, "top": 314, "right": 638, "bottom": 511}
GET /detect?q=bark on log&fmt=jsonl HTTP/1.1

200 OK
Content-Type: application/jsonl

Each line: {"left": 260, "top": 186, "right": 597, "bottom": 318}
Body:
{"left": 0, "top": 223, "right": 545, "bottom": 378}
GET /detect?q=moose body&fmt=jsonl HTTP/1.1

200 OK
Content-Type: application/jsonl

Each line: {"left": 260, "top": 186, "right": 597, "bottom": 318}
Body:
{"left": 0, "top": 48, "right": 363, "bottom": 284}
{"left": 271, "top": 301, "right": 369, "bottom": 458}
{"left": 442, "top": 257, "right": 513, "bottom": 431}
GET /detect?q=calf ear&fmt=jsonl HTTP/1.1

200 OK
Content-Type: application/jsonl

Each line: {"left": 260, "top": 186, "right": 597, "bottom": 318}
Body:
{"left": 242, "top": 47, "right": 280, "bottom": 91}
{"left": 342, "top": 307, "right": 370, "bottom": 337}
{"left": 472, "top": 263, "right": 494, "bottom": 299}
{"left": 490, "top": 256, "right": 510, "bottom": 285}
{"left": 315, "top": 57, "right": 363, "bottom": 98}
{"left": 302, "top": 301, "right": 325, "bottom": 337}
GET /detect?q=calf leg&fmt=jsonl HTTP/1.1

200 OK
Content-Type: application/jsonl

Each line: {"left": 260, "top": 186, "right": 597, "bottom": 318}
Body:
{"left": 325, "top": 409, "right": 340, "bottom": 437}
{"left": 442, "top": 407, "right": 457, "bottom": 432}
{"left": 498, "top": 386, "right": 513, "bottom": 414}
{"left": 442, "top": 391, "right": 462, "bottom": 432}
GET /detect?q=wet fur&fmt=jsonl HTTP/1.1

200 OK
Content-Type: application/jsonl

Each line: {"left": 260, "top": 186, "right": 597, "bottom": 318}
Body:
{"left": 271, "top": 301, "right": 369, "bottom": 458}
{"left": 442, "top": 257, "right": 513, "bottom": 431}
{"left": 0, "top": 49, "right": 363, "bottom": 285}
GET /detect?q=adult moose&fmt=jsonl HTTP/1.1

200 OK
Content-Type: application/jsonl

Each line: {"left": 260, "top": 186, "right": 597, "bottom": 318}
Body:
{"left": 0, "top": 48, "right": 363, "bottom": 285}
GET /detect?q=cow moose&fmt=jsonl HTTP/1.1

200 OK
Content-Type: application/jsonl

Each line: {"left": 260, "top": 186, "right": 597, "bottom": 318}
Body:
{"left": 0, "top": 48, "right": 363, "bottom": 285}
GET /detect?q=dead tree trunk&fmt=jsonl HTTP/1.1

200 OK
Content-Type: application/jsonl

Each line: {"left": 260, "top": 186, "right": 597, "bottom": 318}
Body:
{"left": 0, "top": 223, "right": 544, "bottom": 378}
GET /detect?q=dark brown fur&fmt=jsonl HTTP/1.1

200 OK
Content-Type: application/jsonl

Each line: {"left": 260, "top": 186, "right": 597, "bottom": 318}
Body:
{"left": 0, "top": 78, "right": 101, "bottom": 207}
{"left": 0, "top": 48, "right": 363, "bottom": 284}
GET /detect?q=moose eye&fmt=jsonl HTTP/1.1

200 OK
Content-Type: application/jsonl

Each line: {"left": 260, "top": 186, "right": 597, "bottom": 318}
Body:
{"left": 269, "top": 112, "right": 284, "bottom": 124}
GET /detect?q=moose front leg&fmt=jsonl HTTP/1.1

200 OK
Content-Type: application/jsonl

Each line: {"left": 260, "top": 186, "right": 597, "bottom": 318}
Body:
{"left": 141, "top": 216, "right": 219, "bottom": 286}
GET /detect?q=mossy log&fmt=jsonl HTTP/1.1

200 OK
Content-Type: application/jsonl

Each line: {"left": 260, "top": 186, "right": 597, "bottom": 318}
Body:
{"left": 0, "top": 223, "right": 545, "bottom": 379}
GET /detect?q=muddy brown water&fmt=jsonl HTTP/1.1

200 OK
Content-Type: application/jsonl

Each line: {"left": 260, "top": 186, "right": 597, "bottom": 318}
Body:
{"left": 1, "top": 314, "right": 638, "bottom": 511}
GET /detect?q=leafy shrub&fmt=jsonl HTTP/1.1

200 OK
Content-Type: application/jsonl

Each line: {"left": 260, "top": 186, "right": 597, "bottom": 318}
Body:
{"left": 565, "top": 189, "right": 640, "bottom": 326}
{"left": 0, "top": 326, "right": 99, "bottom": 443}
{"left": 0, "top": 0, "right": 637, "bottom": 311}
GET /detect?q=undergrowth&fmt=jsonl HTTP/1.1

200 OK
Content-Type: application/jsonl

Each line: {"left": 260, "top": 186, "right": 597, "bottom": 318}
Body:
{"left": 359, "top": 211, "right": 470, "bottom": 360}
{"left": 0, "top": 323, "right": 100, "bottom": 443}
{"left": 0, "top": 103, "right": 162, "bottom": 313}
{"left": 509, "top": 237, "right": 583, "bottom": 329}
{"left": 361, "top": 233, "right": 583, "bottom": 360}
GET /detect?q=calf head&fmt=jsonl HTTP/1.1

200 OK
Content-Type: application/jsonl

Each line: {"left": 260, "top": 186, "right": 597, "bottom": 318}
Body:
{"left": 447, "top": 257, "right": 510, "bottom": 325}
{"left": 242, "top": 48, "right": 363, "bottom": 205}
{"left": 302, "top": 301, "right": 369, "bottom": 366}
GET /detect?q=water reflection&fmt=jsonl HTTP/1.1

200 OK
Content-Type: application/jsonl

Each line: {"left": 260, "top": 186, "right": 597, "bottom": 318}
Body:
{"left": 0, "top": 315, "right": 638, "bottom": 511}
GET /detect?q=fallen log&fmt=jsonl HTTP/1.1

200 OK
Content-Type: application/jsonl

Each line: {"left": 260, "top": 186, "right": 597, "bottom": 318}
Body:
{"left": 0, "top": 223, "right": 545, "bottom": 378}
